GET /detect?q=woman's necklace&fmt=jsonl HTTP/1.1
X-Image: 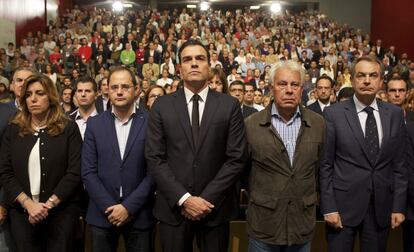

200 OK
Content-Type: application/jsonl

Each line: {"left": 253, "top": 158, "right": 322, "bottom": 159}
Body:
{"left": 31, "top": 118, "right": 47, "bottom": 132}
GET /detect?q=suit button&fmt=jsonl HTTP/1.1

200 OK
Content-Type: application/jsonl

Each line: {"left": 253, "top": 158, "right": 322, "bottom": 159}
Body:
{"left": 41, "top": 157, "right": 45, "bottom": 160}
{"left": 41, "top": 190, "right": 45, "bottom": 193}
{"left": 42, "top": 173, "right": 46, "bottom": 176}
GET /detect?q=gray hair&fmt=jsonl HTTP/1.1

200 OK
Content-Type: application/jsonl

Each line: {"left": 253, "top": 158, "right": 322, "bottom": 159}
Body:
{"left": 350, "top": 55, "right": 385, "bottom": 79}
{"left": 269, "top": 60, "right": 305, "bottom": 85}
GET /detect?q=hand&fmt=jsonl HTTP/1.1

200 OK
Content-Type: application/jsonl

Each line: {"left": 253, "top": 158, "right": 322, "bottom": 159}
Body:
{"left": 391, "top": 213, "right": 405, "bottom": 229}
{"left": 0, "top": 206, "right": 7, "bottom": 225}
{"left": 324, "top": 213, "right": 343, "bottom": 229}
{"left": 182, "top": 196, "right": 214, "bottom": 220}
{"left": 105, "top": 204, "right": 130, "bottom": 226}
{"left": 25, "top": 201, "right": 49, "bottom": 223}
{"left": 181, "top": 208, "right": 198, "bottom": 221}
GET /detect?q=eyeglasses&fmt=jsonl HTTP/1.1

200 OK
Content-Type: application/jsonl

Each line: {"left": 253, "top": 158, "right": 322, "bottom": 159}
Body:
{"left": 109, "top": 84, "right": 134, "bottom": 92}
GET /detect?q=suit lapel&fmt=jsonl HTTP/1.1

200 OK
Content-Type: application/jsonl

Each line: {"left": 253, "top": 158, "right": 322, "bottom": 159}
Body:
{"left": 317, "top": 102, "right": 323, "bottom": 115}
{"left": 122, "top": 110, "right": 145, "bottom": 162}
{"left": 377, "top": 101, "right": 390, "bottom": 161}
{"left": 197, "top": 90, "right": 220, "bottom": 152}
{"left": 343, "top": 99, "right": 371, "bottom": 162}
{"left": 172, "top": 89, "right": 195, "bottom": 151}
{"left": 105, "top": 112, "right": 122, "bottom": 162}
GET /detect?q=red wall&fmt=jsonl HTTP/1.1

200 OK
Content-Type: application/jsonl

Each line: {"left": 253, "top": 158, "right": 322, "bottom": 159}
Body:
{"left": 371, "top": 0, "right": 414, "bottom": 60}
{"left": 57, "top": 0, "right": 74, "bottom": 16}
{"left": 0, "top": 0, "right": 73, "bottom": 46}
{"left": 0, "top": 0, "right": 47, "bottom": 46}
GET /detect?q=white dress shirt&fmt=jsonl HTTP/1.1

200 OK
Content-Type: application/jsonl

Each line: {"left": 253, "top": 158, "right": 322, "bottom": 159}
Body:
{"left": 28, "top": 137, "right": 41, "bottom": 202}
{"left": 318, "top": 100, "right": 330, "bottom": 112}
{"left": 74, "top": 109, "right": 98, "bottom": 140}
{"left": 112, "top": 106, "right": 136, "bottom": 197}
{"left": 177, "top": 86, "right": 209, "bottom": 206}
{"left": 353, "top": 95, "right": 383, "bottom": 147}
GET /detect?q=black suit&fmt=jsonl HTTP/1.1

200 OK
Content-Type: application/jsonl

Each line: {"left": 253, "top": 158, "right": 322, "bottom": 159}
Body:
{"left": 320, "top": 98, "right": 407, "bottom": 252}
{"left": 241, "top": 105, "right": 257, "bottom": 119}
{"left": 307, "top": 101, "right": 323, "bottom": 116}
{"left": 0, "top": 103, "right": 16, "bottom": 142}
{"left": 95, "top": 95, "right": 110, "bottom": 114}
{"left": 145, "top": 88, "right": 247, "bottom": 252}
{"left": 404, "top": 123, "right": 414, "bottom": 252}
{"left": 407, "top": 110, "right": 414, "bottom": 123}
{"left": 144, "top": 50, "right": 161, "bottom": 64}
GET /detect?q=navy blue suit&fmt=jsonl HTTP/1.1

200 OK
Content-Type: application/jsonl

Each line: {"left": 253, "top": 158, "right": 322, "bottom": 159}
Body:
{"left": 320, "top": 98, "right": 407, "bottom": 251}
{"left": 81, "top": 109, "right": 154, "bottom": 229}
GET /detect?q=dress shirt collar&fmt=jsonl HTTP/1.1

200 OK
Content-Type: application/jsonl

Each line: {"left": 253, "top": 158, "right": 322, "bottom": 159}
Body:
{"left": 111, "top": 106, "right": 136, "bottom": 124}
{"left": 184, "top": 85, "right": 209, "bottom": 105}
{"left": 353, "top": 95, "right": 379, "bottom": 113}
{"left": 318, "top": 100, "right": 330, "bottom": 111}
{"left": 271, "top": 102, "right": 301, "bottom": 124}
{"left": 75, "top": 108, "right": 98, "bottom": 121}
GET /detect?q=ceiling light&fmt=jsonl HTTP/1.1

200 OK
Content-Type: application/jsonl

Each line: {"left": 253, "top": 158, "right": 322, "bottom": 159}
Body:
{"left": 200, "top": 1, "right": 210, "bottom": 11}
{"left": 113, "top": 1, "right": 123, "bottom": 12}
{"left": 270, "top": 3, "right": 281, "bottom": 13}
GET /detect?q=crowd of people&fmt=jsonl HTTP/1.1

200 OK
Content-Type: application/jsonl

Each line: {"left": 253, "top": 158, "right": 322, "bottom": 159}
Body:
{"left": 0, "top": 4, "right": 413, "bottom": 252}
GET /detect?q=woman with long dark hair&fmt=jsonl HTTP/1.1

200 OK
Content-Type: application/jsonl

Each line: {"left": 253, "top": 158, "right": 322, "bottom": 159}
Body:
{"left": 0, "top": 74, "right": 82, "bottom": 251}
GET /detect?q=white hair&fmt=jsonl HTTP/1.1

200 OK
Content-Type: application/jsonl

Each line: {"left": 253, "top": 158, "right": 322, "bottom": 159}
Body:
{"left": 269, "top": 60, "right": 305, "bottom": 85}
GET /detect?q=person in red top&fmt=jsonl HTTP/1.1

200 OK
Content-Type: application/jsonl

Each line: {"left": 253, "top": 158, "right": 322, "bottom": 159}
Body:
{"left": 136, "top": 41, "right": 145, "bottom": 78}
{"left": 49, "top": 46, "right": 62, "bottom": 73}
{"left": 78, "top": 38, "right": 92, "bottom": 63}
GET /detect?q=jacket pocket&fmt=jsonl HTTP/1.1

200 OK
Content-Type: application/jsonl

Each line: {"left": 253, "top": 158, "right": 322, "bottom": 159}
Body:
{"left": 250, "top": 194, "right": 278, "bottom": 209}
{"left": 303, "top": 194, "right": 317, "bottom": 208}
{"left": 248, "top": 195, "right": 278, "bottom": 236}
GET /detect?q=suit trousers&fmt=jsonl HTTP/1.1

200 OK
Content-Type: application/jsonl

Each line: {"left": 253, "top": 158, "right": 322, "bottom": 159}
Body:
{"left": 9, "top": 204, "right": 79, "bottom": 252}
{"left": 90, "top": 224, "right": 152, "bottom": 252}
{"left": 326, "top": 199, "right": 389, "bottom": 252}
{"left": 403, "top": 220, "right": 414, "bottom": 252}
{"left": 159, "top": 220, "right": 229, "bottom": 252}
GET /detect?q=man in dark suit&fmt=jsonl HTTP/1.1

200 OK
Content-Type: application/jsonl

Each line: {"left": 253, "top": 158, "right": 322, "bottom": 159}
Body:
{"left": 320, "top": 56, "right": 407, "bottom": 252}
{"left": 404, "top": 122, "right": 414, "bottom": 252}
{"left": 0, "top": 103, "right": 16, "bottom": 140}
{"left": 7, "top": 66, "right": 35, "bottom": 109}
{"left": 82, "top": 66, "right": 154, "bottom": 252}
{"left": 307, "top": 75, "right": 334, "bottom": 116}
{"left": 229, "top": 80, "right": 258, "bottom": 119}
{"left": 0, "top": 103, "right": 16, "bottom": 251}
{"left": 145, "top": 39, "right": 247, "bottom": 252}
{"left": 375, "top": 39, "right": 386, "bottom": 60}
{"left": 144, "top": 42, "right": 161, "bottom": 64}
{"left": 70, "top": 76, "right": 99, "bottom": 139}
{"left": 385, "top": 77, "right": 414, "bottom": 122}
{"left": 95, "top": 77, "right": 110, "bottom": 113}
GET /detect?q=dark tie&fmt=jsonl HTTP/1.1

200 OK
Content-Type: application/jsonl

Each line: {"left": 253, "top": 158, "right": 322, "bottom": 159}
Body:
{"left": 191, "top": 94, "right": 200, "bottom": 147}
{"left": 106, "top": 100, "right": 111, "bottom": 111}
{"left": 364, "top": 106, "right": 379, "bottom": 165}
